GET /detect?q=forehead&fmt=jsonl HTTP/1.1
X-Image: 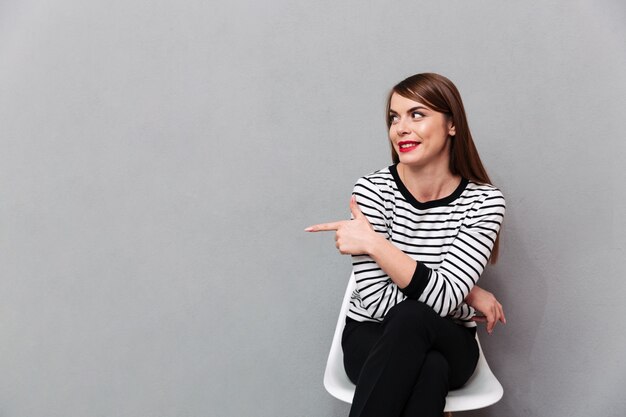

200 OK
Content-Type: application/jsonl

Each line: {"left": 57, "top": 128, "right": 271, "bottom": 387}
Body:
{"left": 389, "top": 92, "right": 430, "bottom": 112}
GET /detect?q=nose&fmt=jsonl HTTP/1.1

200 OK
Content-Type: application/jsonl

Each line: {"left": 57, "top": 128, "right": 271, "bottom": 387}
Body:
{"left": 395, "top": 117, "right": 411, "bottom": 135}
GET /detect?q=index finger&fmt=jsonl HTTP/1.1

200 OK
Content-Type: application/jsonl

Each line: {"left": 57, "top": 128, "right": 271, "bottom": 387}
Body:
{"left": 498, "top": 304, "right": 506, "bottom": 324}
{"left": 305, "top": 221, "right": 347, "bottom": 232}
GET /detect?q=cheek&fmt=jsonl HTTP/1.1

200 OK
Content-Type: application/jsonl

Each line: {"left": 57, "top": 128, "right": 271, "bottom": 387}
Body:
{"left": 414, "top": 126, "right": 425, "bottom": 137}
{"left": 420, "top": 123, "right": 446, "bottom": 141}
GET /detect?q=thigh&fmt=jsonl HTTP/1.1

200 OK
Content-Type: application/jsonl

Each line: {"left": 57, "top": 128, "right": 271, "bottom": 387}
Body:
{"left": 341, "top": 306, "right": 479, "bottom": 389}
{"left": 341, "top": 318, "right": 383, "bottom": 384}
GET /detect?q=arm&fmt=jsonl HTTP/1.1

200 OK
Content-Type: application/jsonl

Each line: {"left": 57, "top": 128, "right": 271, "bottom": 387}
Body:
{"left": 306, "top": 180, "right": 505, "bottom": 320}
{"left": 411, "top": 189, "right": 506, "bottom": 317}
{"left": 350, "top": 184, "right": 506, "bottom": 319}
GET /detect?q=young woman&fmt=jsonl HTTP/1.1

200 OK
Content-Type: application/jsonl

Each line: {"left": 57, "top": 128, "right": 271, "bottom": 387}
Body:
{"left": 306, "top": 73, "right": 506, "bottom": 417}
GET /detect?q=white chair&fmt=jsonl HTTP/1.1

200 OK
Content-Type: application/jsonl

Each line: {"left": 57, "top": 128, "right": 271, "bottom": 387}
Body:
{"left": 323, "top": 273, "right": 504, "bottom": 413}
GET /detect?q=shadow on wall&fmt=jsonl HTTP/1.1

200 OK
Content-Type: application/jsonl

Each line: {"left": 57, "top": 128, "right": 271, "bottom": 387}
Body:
{"left": 471, "top": 224, "right": 548, "bottom": 417}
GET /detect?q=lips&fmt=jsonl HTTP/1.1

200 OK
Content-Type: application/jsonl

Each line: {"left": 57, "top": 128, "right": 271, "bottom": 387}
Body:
{"left": 398, "top": 141, "right": 420, "bottom": 153}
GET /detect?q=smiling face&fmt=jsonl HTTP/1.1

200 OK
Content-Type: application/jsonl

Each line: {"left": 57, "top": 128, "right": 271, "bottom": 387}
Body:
{"left": 388, "top": 92, "right": 456, "bottom": 171}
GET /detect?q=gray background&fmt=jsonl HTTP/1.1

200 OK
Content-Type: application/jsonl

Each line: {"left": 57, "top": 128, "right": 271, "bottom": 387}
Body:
{"left": 1, "top": 0, "right": 625, "bottom": 416}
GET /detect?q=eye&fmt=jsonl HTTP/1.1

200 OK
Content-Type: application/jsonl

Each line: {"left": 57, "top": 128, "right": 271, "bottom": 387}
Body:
{"left": 389, "top": 114, "right": 399, "bottom": 124}
{"left": 411, "top": 111, "right": 424, "bottom": 119}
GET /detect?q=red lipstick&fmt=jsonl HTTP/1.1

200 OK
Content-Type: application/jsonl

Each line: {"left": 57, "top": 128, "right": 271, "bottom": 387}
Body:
{"left": 398, "top": 141, "right": 420, "bottom": 153}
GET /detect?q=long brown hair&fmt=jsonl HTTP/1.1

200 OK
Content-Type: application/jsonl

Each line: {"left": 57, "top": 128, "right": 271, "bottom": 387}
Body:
{"left": 386, "top": 73, "right": 501, "bottom": 263}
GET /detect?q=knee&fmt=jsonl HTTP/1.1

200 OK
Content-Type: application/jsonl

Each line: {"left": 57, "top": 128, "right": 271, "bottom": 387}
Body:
{"left": 421, "top": 350, "right": 449, "bottom": 381}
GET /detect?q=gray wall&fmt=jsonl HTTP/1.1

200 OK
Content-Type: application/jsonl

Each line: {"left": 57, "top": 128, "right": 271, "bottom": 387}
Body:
{"left": 1, "top": 0, "right": 625, "bottom": 416}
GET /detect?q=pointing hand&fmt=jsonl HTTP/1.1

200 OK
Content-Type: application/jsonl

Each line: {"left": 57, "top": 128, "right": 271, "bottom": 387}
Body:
{"left": 305, "top": 196, "right": 378, "bottom": 256}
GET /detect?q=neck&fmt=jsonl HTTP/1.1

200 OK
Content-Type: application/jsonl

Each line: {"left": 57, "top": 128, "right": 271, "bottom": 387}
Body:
{"left": 398, "top": 163, "right": 461, "bottom": 202}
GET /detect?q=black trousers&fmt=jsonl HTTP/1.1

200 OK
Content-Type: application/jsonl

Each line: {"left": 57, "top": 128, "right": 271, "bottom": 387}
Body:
{"left": 341, "top": 300, "right": 479, "bottom": 417}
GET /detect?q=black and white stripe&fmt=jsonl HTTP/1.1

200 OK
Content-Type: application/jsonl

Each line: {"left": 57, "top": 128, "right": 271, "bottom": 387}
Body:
{"left": 346, "top": 165, "right": 506, "bottom": 327}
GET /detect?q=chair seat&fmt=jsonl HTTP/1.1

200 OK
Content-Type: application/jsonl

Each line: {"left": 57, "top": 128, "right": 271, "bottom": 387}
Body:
{"left": 323, "top": 273, "right": 503, "bottom": 412}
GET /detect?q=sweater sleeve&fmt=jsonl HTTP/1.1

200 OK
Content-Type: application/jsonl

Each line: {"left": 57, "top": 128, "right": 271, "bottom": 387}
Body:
{"left": 415, "top": 189, "right": 506, "bottom": 318}
{"left": 350, "top": 177, "right": 421, "bottom": 320}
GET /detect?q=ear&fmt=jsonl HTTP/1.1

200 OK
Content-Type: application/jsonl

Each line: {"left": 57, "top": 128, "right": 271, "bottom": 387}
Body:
{"left": 448, "top": 123, "right": 456, "bottom": 137}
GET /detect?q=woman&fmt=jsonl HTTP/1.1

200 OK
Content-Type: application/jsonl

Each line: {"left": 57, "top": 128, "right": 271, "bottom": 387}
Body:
{"left": 306, "top": 73, "right": 506, "bottom": 417}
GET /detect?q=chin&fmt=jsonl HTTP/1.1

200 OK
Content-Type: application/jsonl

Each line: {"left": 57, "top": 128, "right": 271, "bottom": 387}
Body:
{"left": 398, "top": 153, "right": 422, "bottom": 165}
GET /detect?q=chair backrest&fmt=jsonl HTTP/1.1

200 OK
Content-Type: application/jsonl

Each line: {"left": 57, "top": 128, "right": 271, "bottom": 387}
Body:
{"left": 323, "top": 272, "right": 504, "bottom": 412}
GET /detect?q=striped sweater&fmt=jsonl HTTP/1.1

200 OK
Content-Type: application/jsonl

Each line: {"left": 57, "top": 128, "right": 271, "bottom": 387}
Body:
{"left": 346, "top": 165, "right": 506, "bottom": 327}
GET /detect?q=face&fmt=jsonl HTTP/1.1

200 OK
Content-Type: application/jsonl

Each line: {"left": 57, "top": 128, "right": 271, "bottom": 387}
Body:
{"left": 388, "top": 93, "right": 455, "bottom": 170}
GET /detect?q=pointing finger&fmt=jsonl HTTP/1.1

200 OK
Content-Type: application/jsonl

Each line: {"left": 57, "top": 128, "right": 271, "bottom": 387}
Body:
{"left": 305, "top": 221, "right": 347, "bottom": 232}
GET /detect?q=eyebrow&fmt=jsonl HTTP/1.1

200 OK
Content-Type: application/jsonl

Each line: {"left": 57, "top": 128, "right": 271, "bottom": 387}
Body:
{"left": 389, "top": 106, "right": 430, "bottom": 114}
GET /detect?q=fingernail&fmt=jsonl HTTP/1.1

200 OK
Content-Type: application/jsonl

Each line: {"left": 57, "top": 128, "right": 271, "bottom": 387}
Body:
{"left": 304, "top": 227, "right": 313, "bottom": 232}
